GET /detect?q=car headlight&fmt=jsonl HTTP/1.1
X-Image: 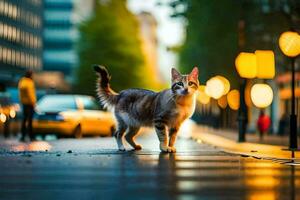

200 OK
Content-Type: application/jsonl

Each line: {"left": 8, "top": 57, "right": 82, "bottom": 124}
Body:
{"left": 9, "top": 110, "right": 16, "bottom": 118}
{"left": 0, "top": 113, "right": 6, "bottom": 123}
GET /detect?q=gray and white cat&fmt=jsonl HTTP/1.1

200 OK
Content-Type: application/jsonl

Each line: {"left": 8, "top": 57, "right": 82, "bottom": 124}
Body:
{"left": 94, "top": 65, "right": 199, "bottom": 153}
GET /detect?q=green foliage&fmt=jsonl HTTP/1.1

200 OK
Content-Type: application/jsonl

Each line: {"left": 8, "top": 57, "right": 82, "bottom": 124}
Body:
{"left": 75, "top": 0, "right": 145, "bottom": 96}
{"left": 179, "top": 0, "right": 240, "bottom": 87}
{"left": 170, "top": 0, "right": 299, "bottom": 87}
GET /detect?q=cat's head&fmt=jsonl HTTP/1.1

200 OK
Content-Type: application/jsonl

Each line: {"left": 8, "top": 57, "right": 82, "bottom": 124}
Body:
{"left": 171, "top": 67, "right": 199, "bottom": 96}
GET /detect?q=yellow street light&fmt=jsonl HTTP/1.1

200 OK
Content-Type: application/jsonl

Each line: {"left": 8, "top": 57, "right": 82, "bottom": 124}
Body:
{"left": 255, "top": 50, "right": 275, "bottom": 79}
{"left": 235, "top": 51, "right": 275, "bottom": 79}
{"left": 217, "top": 95, "right": 227, "bottom": 109}
{"left": 279, "top": 31, "right": 300, "bottom": 150}
{"left": 250, "top": 83, "right": 273, "bottom": 108}
{"left": 215, "top": 75, "right": 230, "bottom": 95}
{"left": 205, "top": 77, "right": 225, "bottom": 99}
{"left": 279, "top": 31, "right": 300, "bottom": 57}
{"left": 227, "top": 90, "right": 240, "bottom": 110}
{"left": 197, "top": 85, "right": 210, "bottom": 105}
{"left": 235, "top": 52, "right": 257, "bottom": 78}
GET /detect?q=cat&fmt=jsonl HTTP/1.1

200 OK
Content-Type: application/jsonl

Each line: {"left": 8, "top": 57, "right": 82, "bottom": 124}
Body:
{"left": 94, "top": 65, "right": 199, "bottom": 153}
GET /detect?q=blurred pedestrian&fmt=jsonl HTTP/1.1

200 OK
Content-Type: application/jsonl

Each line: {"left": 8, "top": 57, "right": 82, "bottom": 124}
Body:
{"left": 18, "top": 70, "right": 36, "bottom": 141}
{"left": 257, "top": 110, "right": 271, "bottom": 140}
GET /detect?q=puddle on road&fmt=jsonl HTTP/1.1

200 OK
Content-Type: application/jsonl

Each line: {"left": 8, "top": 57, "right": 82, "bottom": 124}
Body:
{"left": 11, "top": 141, "right": 52, "bottom": 152}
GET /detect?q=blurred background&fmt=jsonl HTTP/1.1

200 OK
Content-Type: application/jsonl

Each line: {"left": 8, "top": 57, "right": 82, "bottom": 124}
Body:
{"left": 0, "top": 0, "right": 299, "bottom": 141}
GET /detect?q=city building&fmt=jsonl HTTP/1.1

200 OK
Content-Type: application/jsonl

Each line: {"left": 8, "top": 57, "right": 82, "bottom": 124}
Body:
{"left": 0, "top": 0, "right": 43, "bottom": 91}
{"left": 137, "top": 11, "right": 162, "bottom": 89}
{"left": 43, "top": 0, "right": 94, "bottom": 85}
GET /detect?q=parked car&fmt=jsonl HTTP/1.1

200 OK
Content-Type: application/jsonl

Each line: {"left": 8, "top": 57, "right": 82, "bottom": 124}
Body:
{"left": 0, "top": 92, "right": 19, "bottom": 137}
{"left": 33, "top": 95, "right": 115, "bottom": 138}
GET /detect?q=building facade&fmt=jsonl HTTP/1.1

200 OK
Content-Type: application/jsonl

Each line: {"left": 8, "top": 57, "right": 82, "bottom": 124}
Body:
{"left": 0, "top": 0, "right": 43, "bottom": 91}
{"left": 43, "top": 0, "right": 94, "bottom": 83}
{"left": 137, "top": 11, "right": 161, "bottom": 89}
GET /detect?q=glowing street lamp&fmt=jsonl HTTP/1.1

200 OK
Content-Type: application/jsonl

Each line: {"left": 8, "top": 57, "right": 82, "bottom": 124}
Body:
{"left": 255, "top": 50, "right": 275, "bottom": 79}
{"left": 227, "top": 90, "right": 240, "bottom": 111}
{"left": 235, "top": 52, "right": 252, "bottom": 142}
{"left": 217, "top": 95, "right": 227, "bottom": 109}
{"left": 215, "top": 75, "right": 230, "bottom": 95}
{"left": 205, "top": 76, "right": 230, "bottom": 99}
{"left": 279, "top": 31, "right": 300, "bottom": 57}
{"left": 279, "top": 31, "right": 300, "bottom": 150}
{"left": 235, "top": 52, "right": 256, "bottom": 78}
{"left": 197, "top": 85, "right": 210, "bottom": 105}
{"left": 205, "top": 77, "right": 225, "bottom": 99}
{"left": 235, "top": 50, "right": 275, "bottom": 142}
{"left": 235, "top": 51, "right": 275, "bottom": 79}
{"left": 250, "top": 84, "right": 273, "bottom": 108}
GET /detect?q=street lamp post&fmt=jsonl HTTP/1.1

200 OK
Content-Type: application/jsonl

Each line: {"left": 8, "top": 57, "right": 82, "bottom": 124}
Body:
{"left": 238, "top": 79, "right": 247, "bottom": 142}
{"left": 289, "top": 57, "right": 297, "bottom": 149}
{"left": 235, "top": 51, "right": 275, "bottom": 142}
{"left": 279, "top": 31, "right": 300, "bottom": 150}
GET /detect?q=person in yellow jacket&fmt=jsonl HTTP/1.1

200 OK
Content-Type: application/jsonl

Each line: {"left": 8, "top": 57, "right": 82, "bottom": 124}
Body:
{"left": 18, "top": 70, "right": 36, "bottom": 141}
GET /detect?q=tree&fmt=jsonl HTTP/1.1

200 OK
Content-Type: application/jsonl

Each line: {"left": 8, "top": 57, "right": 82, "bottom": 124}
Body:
{"left": 180, "top": 0, "right": 240, "bottom": 87}
{"left": 169, "top": 0, "right": 300, "bottom": 86}
{"left": 75, "top": 0, "right": 146, "bottom": 95}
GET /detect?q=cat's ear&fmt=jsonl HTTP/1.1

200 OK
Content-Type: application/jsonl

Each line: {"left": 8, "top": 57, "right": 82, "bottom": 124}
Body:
{"left": 171, "top": 68, "right": 181, "bottom": 81}
{"left": 189, "top": 67, "right": 198, "bottom": 80}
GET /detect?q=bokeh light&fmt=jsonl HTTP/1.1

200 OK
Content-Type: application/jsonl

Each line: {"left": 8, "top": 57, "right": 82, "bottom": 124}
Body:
{"left": 215, "top": 75, "right": 230, "bottom": 95}
{"left": 227, "top": 90, "right": 240, "bottom": 110}
{"left": 250, "top": 83, "right": 273, "bottom": 108}
{"left": 235, "top": 52, "right": 257, "bottom": 78}
{"left": 205, "top": 77, "right": 225, "bottom": 99}
{"left": 217, "top": 95, "right": 227, "bottom": 109}
{"left": 255, "top": 50, "right": 275, "bottom": 79}
{"left": 9, "top": 109, "right": 16, "bottom": 118}
{"left": 279, "top": 31, "right": 300, "bottom": 57}
{"left": 197, "top": 85, "right": 210, "bottom": 104}
{"left": 0, "top": 113, "right": 6, "bottom": 123}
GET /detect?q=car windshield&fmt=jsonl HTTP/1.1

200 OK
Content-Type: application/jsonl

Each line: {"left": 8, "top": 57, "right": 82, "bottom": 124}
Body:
{"left": 37, "top": 95, "right": 77, "bottom": 112}
{"left": 77, "top": 96, "right": 100, "bottom": 110}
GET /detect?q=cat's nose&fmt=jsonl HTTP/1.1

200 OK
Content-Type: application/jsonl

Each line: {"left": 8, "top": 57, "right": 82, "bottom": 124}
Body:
{"left": 182, "top": 88, "right": 188, "bottom": 95}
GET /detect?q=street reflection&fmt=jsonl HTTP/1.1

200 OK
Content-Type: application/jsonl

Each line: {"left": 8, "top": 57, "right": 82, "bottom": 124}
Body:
{"left": 155, "top": 153, "right": 299, "bottom": 200}
{"left": 244, "top": 161, "right": 279, "bottom": 200}
{"left": 244, "top": 160, "right": 299, "bottom": 200}
{"left": 12, "top": 141, "right": 52, "bottom": 151}
{"left": 247, "top": 191, "right": 276, "bottom": 200}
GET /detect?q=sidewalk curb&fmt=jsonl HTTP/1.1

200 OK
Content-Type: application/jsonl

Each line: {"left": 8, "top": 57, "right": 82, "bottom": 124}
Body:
{"left": 190, "top": 130, "right": 300, "bottom": 162}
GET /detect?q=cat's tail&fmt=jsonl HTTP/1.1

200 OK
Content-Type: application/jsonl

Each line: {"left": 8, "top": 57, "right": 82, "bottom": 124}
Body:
{"left": 93, "top": 65, "right": 118, "bottom": 111}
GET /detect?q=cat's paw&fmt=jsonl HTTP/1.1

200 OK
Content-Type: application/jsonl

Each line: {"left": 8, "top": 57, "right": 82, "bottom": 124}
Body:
{"left": 118, "top": 147, "right": 126, "bottom": 152}
{"left": 169, "top": 146, "right": 176, "bottom": 153}
{"left": 160, "top": 145, "right": 174, "bottom": 153}
{"left": 134, "top": 144, "right": 142, "bottom": 150}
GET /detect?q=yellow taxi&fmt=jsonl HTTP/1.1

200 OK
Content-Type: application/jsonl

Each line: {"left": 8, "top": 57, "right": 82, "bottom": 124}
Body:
{"left": 0, "top": 92, "right": 18, "bottom": 137}
{"left": 33, "top": 95, "right": 115, "bottom": 138}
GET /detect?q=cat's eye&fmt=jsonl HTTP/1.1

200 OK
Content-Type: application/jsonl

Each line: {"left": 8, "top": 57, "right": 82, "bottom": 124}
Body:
{"left": 177, "top": 82, "right": 184, "bottom": 87}
{"left": 188, "top": 81, "right": 195, "bottom": 86}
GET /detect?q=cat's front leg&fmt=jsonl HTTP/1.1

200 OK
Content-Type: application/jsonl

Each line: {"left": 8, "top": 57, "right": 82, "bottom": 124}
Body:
{"left": 154, "top": 121, "right": 173, "bottom": 153}
{"left": 168, "top": 127, "right": 178, "bottom": 153}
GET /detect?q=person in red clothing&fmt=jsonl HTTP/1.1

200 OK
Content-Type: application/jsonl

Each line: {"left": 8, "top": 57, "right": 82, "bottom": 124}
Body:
{"left": 257, "top": 110, "right": 271, "bottom": 140}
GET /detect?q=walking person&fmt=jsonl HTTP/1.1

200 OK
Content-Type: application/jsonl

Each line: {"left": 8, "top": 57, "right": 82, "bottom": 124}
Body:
{"left": 257, "top": 110, "right": 271, "bottom": 141}
{"left": 18, "top": 70, "right": 36, "bottom": 141}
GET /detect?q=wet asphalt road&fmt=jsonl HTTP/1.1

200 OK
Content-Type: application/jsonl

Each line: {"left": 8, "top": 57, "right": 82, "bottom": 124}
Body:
{"left": 0, "top": 132, "right": 299, "bottom": 200}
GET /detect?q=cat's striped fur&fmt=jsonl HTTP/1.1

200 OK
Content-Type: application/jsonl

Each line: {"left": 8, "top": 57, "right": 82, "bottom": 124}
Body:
{"left": 94, "top": 65, "right": 199, "bottom": 152}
